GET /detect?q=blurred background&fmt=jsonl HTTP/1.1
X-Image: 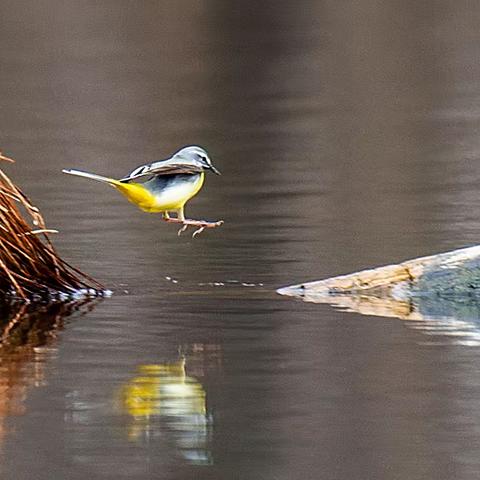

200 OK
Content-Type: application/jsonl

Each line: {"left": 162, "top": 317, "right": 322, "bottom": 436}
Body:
{"left": 1, "top": 1, "right": 480, "bottom": 479}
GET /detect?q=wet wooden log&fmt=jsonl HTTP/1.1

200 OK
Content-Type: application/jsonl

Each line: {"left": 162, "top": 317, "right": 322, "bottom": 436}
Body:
{"left": 278, "top": 245, "right": 480, "bottom": 304}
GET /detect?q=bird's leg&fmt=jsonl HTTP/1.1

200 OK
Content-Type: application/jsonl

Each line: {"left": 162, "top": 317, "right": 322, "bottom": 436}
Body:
{"left": 162, "top": 211, "right": 182, "bottom": 223}
{"left": 162, "top": 209, "right": 223, "bottom": 237}
{"left": 177, "top": 208, "right": 185, "bottom": 222}
{"left": 174, "top": 208, "right": 223, "bottom": 237}
{"left": 162, "top": 211, "right": 188, "bottom": 235}
{"left": 174, "top": 208, "right": 189, "bottom": 236}
{"left": 181, "top": 218, "right": 224, "bottom": 237}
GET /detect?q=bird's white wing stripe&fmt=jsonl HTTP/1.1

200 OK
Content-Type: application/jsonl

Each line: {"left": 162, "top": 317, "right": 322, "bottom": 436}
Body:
{"left": 122, "top": 160, "right": 202, "bottom": 181}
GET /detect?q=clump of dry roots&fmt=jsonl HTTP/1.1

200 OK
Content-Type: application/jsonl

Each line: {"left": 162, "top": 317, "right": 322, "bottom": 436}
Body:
{"left": 0, "top": 152, "right": 103, "bottom": 301}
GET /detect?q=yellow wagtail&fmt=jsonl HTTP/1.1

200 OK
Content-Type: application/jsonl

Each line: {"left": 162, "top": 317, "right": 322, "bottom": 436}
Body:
{"left": 63, "top": 146, "right": 223, "bottom": 237}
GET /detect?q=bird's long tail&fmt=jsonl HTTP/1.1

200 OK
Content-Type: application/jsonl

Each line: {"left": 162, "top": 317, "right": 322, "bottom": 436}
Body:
{"left": 62, "top": 169, "right": 156, "bottom": 210}
{"left": 62, "top": 169, "right": 119, "bottom": 185}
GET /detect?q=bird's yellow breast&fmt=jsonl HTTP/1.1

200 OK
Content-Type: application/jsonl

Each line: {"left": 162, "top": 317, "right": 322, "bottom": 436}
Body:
{"left": 110, "top": 172, "right": 205, "bottom": 213}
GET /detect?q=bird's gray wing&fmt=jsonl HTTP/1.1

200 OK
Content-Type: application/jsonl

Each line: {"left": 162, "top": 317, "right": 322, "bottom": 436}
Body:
{"left": 120, "top": 159, "right": 202, "bottom": 182}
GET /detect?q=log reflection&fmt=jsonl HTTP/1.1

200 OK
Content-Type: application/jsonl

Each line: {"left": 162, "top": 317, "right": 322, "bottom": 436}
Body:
{"left": 283, "top": 291, "right": 480, "bottom": 346}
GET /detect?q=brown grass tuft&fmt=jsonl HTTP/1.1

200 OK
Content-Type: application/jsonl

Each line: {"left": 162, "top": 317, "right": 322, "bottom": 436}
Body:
{"left": 0, "top": 151, "right": 103, "bottom": 301}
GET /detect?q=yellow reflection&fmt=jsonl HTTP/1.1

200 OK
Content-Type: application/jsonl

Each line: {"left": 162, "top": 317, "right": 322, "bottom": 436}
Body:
{"left": 121, "top": 356, "right": 213, "bottom": 465}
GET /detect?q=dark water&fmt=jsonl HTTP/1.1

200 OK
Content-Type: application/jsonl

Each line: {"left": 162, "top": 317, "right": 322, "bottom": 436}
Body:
{"left": 1, "top": 1, "right": 480, "bottom": 479}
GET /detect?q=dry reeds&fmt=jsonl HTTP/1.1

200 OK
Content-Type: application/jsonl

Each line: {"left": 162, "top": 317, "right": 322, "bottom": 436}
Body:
{"left": 0, "top": 152, "right": 103, "bottom": 301}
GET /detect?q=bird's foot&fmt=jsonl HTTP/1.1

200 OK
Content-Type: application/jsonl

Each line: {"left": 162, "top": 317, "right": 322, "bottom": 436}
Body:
{"left": 163, "top": 218, "right": 224, "bottom": 237}
{"left": 162, "top": 216, "right": 223, "bottom": 237}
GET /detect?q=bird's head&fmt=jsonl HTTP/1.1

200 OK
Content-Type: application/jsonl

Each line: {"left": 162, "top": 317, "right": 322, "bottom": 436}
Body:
{"left": 174, "top": 146, "right": 221, "bottom": 175}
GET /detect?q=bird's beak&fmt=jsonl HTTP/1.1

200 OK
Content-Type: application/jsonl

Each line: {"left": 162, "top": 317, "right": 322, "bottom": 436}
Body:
{"left": 210, "top": 165, "right": 221, "bottom": 175}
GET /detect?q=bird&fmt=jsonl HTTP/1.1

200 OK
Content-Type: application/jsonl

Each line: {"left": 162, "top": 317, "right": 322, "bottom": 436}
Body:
{"left": 62, "top": 146, "right": 223, "bottom": 237}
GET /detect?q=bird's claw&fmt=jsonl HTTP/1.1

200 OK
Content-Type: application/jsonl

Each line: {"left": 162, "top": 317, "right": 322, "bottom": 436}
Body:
{"left": 175, "top": 219, "right": 223, "bottom": 238}
{"left": 177, "top": 224, "right": 189, "bottom": 236}
{"left": 192, "top": 227, "right": 205, "bottom": 238}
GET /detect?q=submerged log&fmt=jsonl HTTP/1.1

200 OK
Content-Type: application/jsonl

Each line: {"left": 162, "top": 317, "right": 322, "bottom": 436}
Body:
{"left": 278, "top": 245, "right": 480, "bottom": 299}
{"left": 277, "top": 245, "right": 480, "bottom": 322}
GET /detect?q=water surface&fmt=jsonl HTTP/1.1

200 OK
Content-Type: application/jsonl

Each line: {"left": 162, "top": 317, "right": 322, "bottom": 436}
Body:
{"left": 1, "top": 1, "right": 480, "bottom": 479}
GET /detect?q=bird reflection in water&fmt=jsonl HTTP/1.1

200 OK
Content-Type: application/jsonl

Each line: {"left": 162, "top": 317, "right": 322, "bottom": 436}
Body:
{"left": 120, "top": 351, "right": 217, "bottom": 465}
